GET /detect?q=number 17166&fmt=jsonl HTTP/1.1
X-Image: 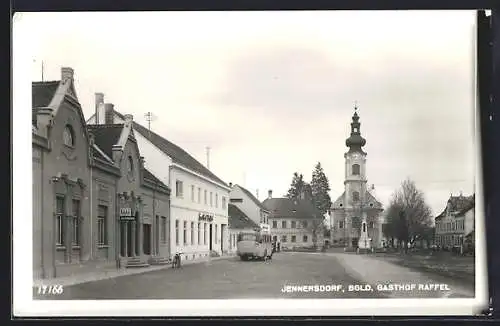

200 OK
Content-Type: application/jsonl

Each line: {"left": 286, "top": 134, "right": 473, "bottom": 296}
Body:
{"left": 37, "top": 284, "right": 64, "bottom": 295}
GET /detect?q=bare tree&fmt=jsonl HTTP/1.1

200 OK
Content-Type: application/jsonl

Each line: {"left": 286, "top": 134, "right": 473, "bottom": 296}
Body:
{"left": 305, "top": 218, "right": 326, "bottom": 249}
{"left": 386, "top": 178, "right": 433, "bottom": 253}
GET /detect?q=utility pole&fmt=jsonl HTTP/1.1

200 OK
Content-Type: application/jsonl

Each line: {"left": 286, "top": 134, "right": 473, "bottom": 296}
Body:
{"left": 144, "top": 112, "right": 156, "bottom": 137}
{"left": 33, "top": 59, "right": 44, "bottom": 81}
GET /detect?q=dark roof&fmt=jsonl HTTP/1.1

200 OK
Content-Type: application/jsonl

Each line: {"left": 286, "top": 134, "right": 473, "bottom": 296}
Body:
{"left": 32, "top": 81, "right": 60, "bottom": 109}
{"left": 92, "top": 145, "right": 111, "bottom": 162}
{"left": 262, "top": 198, "right": 322, "bottom": 219}
{"left": 87, "top": 124, "right": 124, "bottom": 158}
{"left": 228, "top": 204, "right": 259, "bottom": 230}
{"left": 129, "top": 118, "right": 228, "bottom": 187}
{"left": 234, "top": 184, "right": 269, "bottom": 211}
{"left": 142, "top": 168, "right": 169, "bottom": 189}
{"left": 435, "top": 194, "right": 475, "bottom": 220}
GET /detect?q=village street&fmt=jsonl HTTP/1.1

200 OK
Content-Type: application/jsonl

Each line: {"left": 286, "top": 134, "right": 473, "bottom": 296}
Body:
{"left": 33, "top": 251, "right": 474, "bottom": 300}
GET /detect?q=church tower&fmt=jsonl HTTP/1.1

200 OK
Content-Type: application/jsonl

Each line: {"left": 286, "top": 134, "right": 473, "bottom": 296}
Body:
{"left": 330, "top": 105, "right": 384, "bottom": 250}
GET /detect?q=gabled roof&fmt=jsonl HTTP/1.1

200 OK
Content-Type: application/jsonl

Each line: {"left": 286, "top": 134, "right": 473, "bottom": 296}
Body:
{"left": 32, "top": 81, "right": 60, "bottom": 109}
{"left": 262, "top": 198, "right": 321, "bottom": 219}
{"left": 233, "top": 184, "right": 269, "bottom": 212}
{"left": 435, "top": 194, "right": 474, "bottom": 221}
{"left": 228, "top": 204, "right": 259, "bottom": 230}
{"left": 87, "top": 124, "right": 124, "bottom": 158}
{"left": 142, "top": 167, "right": 169, "bottom": 190}
{"left": 331, "top": 190, "right": 383, "bottom": 209}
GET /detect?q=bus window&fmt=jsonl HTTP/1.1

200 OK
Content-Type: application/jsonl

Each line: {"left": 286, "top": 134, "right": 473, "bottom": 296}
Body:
{"left": 238, "top": 233, "right": 257, "bottom": 242}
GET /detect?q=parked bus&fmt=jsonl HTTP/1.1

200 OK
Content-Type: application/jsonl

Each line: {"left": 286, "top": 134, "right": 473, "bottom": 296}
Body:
{"left": 237, "top": 224, "right": 273, "bottom": 261}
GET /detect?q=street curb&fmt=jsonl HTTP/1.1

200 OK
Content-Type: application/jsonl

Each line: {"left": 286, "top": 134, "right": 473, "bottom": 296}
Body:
{"left": 33, "top": 255, "right": 237, "bottom": 288}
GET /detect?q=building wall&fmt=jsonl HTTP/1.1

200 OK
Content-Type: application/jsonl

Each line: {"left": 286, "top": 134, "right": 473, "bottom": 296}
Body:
{"left": 32, "top": 146, "right": 44, "bottom": 279}
{"left": 269, "top": 217, "right": 323, "bottom": 248}
{"left": 140, "top": 187, "right": 171, "bottom": 260}
{"left": 133, "top": 130, "right": 172, "bottom": 187}
{"left": 435, "top": 208, "right": 474, "bottom": 248}
{"left": 229, "top": 186, "right": 263, "bottom": 225}
{"left": 37, "top": 100, "right": 93, "bottom": 279}
{"left": 464, "top": 208, "right": 474, "bottom": 235}
{"left": 330, "top": 206, "right": 383, "bottom": 248}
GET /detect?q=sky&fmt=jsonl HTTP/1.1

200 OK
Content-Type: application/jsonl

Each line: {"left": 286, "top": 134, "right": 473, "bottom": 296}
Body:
{"left": 21, "top": 10, "right": 477, "bottom": 217}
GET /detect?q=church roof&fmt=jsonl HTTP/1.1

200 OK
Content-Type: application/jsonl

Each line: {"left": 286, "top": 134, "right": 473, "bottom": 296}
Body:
{"left": 345, "top": 109, "right": 367, "bottom": 154}
{"left": 262, "top": 197, "right": 322, "bottom": 219}
{"left": 331, "top": 190, "right": 383, "bottom": 210}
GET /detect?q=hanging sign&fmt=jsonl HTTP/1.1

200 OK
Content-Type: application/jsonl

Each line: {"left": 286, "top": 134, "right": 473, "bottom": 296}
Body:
{"left": 119, "top": 207, "right": 135, "bottom": 221}
{"left": 198, "top": 213, "right": 214, "bottom": 222}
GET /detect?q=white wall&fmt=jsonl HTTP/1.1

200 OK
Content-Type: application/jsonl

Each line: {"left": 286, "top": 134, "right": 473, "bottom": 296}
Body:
{"left": 229, "top": 185, "right": 262, "bottom": 226}
{"left": 169, "top": 166, "right": 230, "bottom": 258}
{"left": 134, "top": 131, "right": 172, "bottom": 186}
{"left": 464, "top": 208, "right": 474, "bottom": 235}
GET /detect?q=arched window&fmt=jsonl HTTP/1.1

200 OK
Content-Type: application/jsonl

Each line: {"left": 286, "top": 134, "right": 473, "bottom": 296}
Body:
{"left": 352, "top": 191, "right": 360, "bottom": 202}
{"left": 63, "top": 125, "right": 74, "bottom": 147}
{"left": 127, "top": 156, "right": 134, "bottom": 174}
{"left": 352, "top": 164, "right": 360, "bottom": 175}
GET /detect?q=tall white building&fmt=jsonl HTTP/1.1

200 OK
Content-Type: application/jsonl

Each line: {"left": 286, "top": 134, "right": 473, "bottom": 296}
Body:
{"left": 87, "top": 95, "right": 231, "bottom": 261}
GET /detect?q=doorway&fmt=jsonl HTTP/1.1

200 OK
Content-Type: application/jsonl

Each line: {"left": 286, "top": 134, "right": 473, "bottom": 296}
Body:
{"left": 143, "top": 224, "right": 151, "bottom": 255}
{"left": 209, "top": 224, "right": 213, "bottom": 251}
{"left": 220, "top": 224, "right": 225, "bottom": 252}
{"left": 126, "top": 222, "right": 133, "bottom": 257}
{"left": 352, "top": 238, "right": 358, "bottom": 248}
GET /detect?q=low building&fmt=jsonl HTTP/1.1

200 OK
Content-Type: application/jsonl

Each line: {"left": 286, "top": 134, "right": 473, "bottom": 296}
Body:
{"left": 86, "top": 100, "right": 230, "bottom": 261}
{"left": 229, "top": 183, "right": 270, "bottom": 225}
{"left": 262, "top": 190, "right": 324, "bottom": 249}
{"left": 435, "top": 193, "right": 475, "bottom": 252}
{"left": 227, "top": 204, "right": 259, "bottom": 254}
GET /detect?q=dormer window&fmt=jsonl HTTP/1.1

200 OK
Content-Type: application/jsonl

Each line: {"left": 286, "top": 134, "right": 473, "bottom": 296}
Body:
{"left": 63, "top": 125, "right": 74, "bottom": 147}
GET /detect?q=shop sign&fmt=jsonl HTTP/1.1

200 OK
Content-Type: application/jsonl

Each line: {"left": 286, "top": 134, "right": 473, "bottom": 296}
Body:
{"left": 198, "top": 213, "right": 214, "bottom": 222}
{"left": 120, "top": 207, "right": 135, "bottom": 221}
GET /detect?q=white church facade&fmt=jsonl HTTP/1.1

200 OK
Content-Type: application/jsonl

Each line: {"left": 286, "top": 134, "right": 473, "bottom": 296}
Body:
{"left": 330, "top": 107, "right": 384, "bottom": 250}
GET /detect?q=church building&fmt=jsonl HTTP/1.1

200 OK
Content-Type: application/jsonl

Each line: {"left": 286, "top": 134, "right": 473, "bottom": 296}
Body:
{"left": 330, "top": 107, "right": 384, "bottom": 249}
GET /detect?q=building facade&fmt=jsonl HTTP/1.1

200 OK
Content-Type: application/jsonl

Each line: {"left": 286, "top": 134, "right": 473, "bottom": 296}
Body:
{"left": 263, "top": 190, "right": 324, "bottom": 249}
{"left": 229, "top": 183, "right": 270, "bottom": 226}
{"left": 86, "top": 104, "right": 230, "bottom": 262}
{"left": 33, "top": 67, "right": 171, "bottom": 281}
{"left": 227, "top": 203, "right": 260, "bottom": 254}
{"left": 435, "top": 194, "right": 475, "bottom": 251}
{"left": 330, "top": 107, "right": 384, "bottom": 249}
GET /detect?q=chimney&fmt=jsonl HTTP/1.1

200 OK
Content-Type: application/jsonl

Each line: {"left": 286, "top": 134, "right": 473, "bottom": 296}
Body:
{"left": 61, "top": 67, "right": 74, "bottom": 83}
{"left": 459, "top": 190, "right": 463, "bottom": 197}
{"left": 124, "top": 114, "right": 134, "bottom": 123}
{"left": 95, "top": 93, "right": 104, "bottom": 124}
{"left": 268, "top": 190, "right": 272, "bottom": 199}
{"left": 229, "top": 182, "right": 233, "bottom": 188}
{"left": 104, "top": 103, "right": 114, "bottom": 124}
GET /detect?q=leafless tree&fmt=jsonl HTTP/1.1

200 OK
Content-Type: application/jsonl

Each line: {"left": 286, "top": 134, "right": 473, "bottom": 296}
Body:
{"left": 306, "top": 218, "right": 326, "bottom": 248}
{"left": 386, "top": 178, "right": 433, "bottom": 253}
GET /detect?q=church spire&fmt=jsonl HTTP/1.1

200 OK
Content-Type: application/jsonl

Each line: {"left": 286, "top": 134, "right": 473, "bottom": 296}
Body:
{"left": 345, "top": 103, "right": 366, "bottom": 153}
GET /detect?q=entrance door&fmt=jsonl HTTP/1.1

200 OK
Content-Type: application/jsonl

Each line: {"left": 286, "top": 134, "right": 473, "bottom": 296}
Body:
{"left": 352, "top": 238, "right": 358, "bottom": 248}
{"left": 143, "top": 224, "right": 151, "bottom": 255}
{"left": 209, "top": 224, "right": 213, "bottom": 251}
{"left": 220, "top": 224, "right": 225, "bottom": 252}
{"left": 126, "top": 222, "right": 133, "bottom": 257}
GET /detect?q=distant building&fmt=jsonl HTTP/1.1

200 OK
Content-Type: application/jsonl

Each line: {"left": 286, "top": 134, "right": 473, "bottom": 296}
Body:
{"left": 229, "top": 183, "right": 270, "bottom": 226}
{"left": 434, "top": 193, "right": 475, "bottom": 251}
{"left": 86, "top": 99, "right": 230, "bottom": 261}
{"left": 227, "top": 204, "right": 259, "bottom": 254}
{"left": 330, "top": 107, "right": 384, "bottom": 249}
{"left": 263, "top": 190, "right": 324, "bottom": 249}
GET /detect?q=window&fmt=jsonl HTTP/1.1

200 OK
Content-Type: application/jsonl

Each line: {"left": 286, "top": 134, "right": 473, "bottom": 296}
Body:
{"left": 352, "top": 191, "right": 360, "bottom": 202}
{"left": 238, "top": 233, "right": 257, "bottom": 241}
{"left": 183, "top": 221, "right": 187, "bottom": 245}
{"left": 175, "top": 220, "right": 179, "bottom": 245}
{"left": 215, "top": 224, "right": 218, "bottom": 244}
{"left": 291, "top": 235, "right": 296, "bottom": 243}
{"left": 63, "top": 125, "right": 74, "bottom": 147}
{"left": 204, "top": 223, "right": 207, "bottom": 245}
{"left": 198, "top": 188, "right": 201, "bottom": 203}
{"left": 369, "top": 221, "right": 374, "bottom": 228}
{"left": 161, "top": 216, "right": 167, "bottom": 243}
{"left": 210, "top": 192, "right": 213, "bottom": 206}
{"left": 272, "top": 221, "right": 277, "bottom": 228}
{"left": 127, "top": 156, "right": 134, "bottom": 174}
{"left": 176, "top": 180, "right": 184, "bottom": 198}
{"left": 72, "top": 199, "right": 80, "bottom": 246}
{"left": 56, "top": 197, "right": 65, "bottom": 247}
{"left": 97, "top": 205, "right": 108, "bottom": 246}
{"left": 291, "top": 221, "right": 296, "bottom": 228}
{"left": 303, "top": 221, "right": 308, "bottom": 228}
{"left": 273, "top": 235, "right": 277, "bottom": 242}
{"left": 281, "top": 235, "right": 287, "bottom": 242}
{"left": 204, "top": 190, "right": 207, "bottom": 205}
{"left": 191, "top": 185, "right": 195, "bottom": 202}
{"left": 339, "top": 221, "right": 344, "bottom": 229}
{"left": 215, "top": 194, "right": 219, "bottom": 208}
{"left": 222, "top": 197, "right": 226, "bottom": 209}
{"left": 191, "top": 222, "right": 195, "bottom": 245}
{"left": 352, "top": 164, "right": 360, "bottom": 175}
{"left": 303, "top": 235, "right": 308, "bottom": 242}
{"left": 282, "top": 221, "right": 287, "bottom": 228}
{"left": 198, "top": 222, "right": 201, "bottom": 244}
